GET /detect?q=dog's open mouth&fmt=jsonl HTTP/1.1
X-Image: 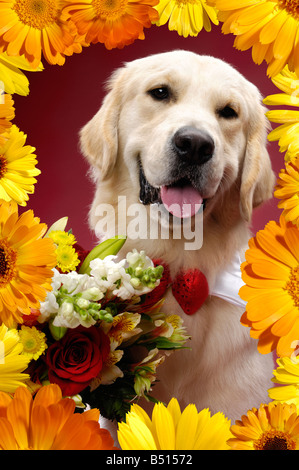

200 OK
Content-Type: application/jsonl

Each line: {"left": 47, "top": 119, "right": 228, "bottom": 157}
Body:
{"left": 139, "top": 163, "right": 206, "bottom": 219}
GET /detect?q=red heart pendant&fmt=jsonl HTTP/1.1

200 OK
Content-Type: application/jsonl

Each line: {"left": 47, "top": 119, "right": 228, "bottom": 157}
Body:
{"left": 172, "top": 269, "right": 209, "bottom": 315}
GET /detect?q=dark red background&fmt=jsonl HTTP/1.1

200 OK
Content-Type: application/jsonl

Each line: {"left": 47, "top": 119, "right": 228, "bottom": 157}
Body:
{"left": 14, "top": 23, "right": 283, "bottom": 251}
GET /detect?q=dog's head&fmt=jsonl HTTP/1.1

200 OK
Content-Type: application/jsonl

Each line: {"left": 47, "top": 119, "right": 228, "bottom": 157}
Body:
{"left": 80, "top": 50, "right": 275, "bottom": 229}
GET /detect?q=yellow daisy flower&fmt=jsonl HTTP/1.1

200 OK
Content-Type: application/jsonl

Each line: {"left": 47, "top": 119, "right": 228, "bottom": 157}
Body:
{"left": 154, "top": 0, "right": 218, "bottom": 37}
{"left": 117, "top": 398, "right": 232, "bottom": 450}
{"left": 0, "top": 384, "right": 117, "bottom": 449}
{"left": 0, "top": 0, "right": 78, "bottom": 68}
{"left": 239, "top": 214, "right": 299, "bottom": 358}
{"left": 268, "top": 356, "right": 299, "bottom": 406}
{"left": 0, "top": 323, "right": 30, "bottom": 394}
{"left": 0, "top": 93, "right": 14, "bottom": 142}
{"left": 18, "top": 325, "right": 47, "bottom": 360}
{"left": 0, "top": 52, "right": 43, "bottom": 96}
{"left": 209, "top": 0, "right": 299, "bottom": 77}
{"left": 274, "top": 157, "right": 299, "bottom": 227}
{"left": 55, "top": 243, "right": 80, "bottom": 272}
{"left": 0, "top": 200, "right": 57, "bottom": 327}
{"left": 48, "top": 229, "right": 76, "bottom": 246}
{"left": 228, "top": 402, "right": 299, "bottom": 450}
{"left": 0, "top": 125, "right": 41, "bottom": 206}
{"left": 264, "top": 66, "right": 299, "bottom": 161}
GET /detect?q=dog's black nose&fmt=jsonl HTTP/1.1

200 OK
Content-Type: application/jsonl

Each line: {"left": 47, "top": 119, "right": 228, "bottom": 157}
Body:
{"left": 172, "top": 126, "right": 215, "bottom": 165}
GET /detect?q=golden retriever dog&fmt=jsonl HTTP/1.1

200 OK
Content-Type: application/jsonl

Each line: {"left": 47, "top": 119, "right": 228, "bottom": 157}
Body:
{"left": 80, "top": 50, "right": 276, "bottom": 422}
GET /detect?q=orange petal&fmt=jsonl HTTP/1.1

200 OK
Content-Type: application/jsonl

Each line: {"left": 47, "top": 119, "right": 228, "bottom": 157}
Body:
{"left": 32, "top": 384, "right": 62, "bottom": 408}
{"left": 0, "top": 418, "right": 18, "bottom": 450}
{"left": 6, "top": 388, "right": 31, "bottom": 450}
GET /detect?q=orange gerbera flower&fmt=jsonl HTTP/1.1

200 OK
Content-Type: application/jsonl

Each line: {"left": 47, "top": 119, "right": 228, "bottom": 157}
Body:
{"left": 0, "top": 384, "right": 117, "bottom": 449}
{"left": 62, "top": 0, "right": 159, "bottom": 50}
{"left": 0, "top": 0, "right": 78, "bottom": 67}
{"left": 240, "top": 215, "right": 299, "bottom": 357}
{"left": 0, "top": 200, "right": 57, "bottom": 327}
{"left": 228, "top": 402, "right": 299, "bottom": 450}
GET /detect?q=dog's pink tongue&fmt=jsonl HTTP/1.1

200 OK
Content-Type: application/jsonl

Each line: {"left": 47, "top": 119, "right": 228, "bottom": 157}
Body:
{"left": 160, "top": 185, "right": 203, "bottom": 218}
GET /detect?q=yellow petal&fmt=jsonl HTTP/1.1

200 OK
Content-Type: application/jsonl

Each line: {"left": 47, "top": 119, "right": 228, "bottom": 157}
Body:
{"left": 273, "top": 16, "right": 297, "bottom": 60}
{"left": 259, "top": 9, "right": 286, "bottom": 45}
{"left": 268, "top": 384, "right": 299, "bottom": 401}
{"left": 118, "top": 412, "right": 157, "bottom": 450}
{"left": 265, "top": 96, "right": 299, "bottom": 109}
{"left": 236, "top": 2, "right": 275, "bottom": 26}
{"left": 215, "top": 0, "right": 258, "bottom": 10}
{"left": 176, "top": 404, "right": 199, "bottom": 450}
{"left": 128, "top": 403, "right": 154, "bottom": 433}
{"left": 152, "top": 403, "right": 176, "bottom": 449}
{"left": 167, "top": 398, "right": 181, "bottom": 430}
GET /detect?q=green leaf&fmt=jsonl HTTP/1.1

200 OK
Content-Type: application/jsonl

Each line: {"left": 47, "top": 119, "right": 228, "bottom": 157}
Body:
{"left": 78, "top": 235, "right": 127, "bottom": 275}
{"left": 79, "top": 375, "right": 136, "bottom": 421}
{"left": 143, "top": 337, "right": 190, "bottom": 350}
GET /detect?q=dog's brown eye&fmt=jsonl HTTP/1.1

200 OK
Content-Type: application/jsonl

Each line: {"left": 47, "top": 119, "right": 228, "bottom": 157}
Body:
{"left": 148, "top": 87, "right": 170, "bottom": 101}
{"left": 218, "top": 106, "right": 238, "bottom": 119}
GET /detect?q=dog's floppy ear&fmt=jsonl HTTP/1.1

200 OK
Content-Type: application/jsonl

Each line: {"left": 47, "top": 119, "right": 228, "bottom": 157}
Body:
{"left": 239, "top": 101, "right": 275, "bottom": 222}
{"left": 80, "top": 68, "right": 125, "bottom": 180}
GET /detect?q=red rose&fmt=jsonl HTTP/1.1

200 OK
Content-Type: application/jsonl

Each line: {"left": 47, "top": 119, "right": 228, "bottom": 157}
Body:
{"left": 46, "top": 326, "right": 110, "bottom": 396}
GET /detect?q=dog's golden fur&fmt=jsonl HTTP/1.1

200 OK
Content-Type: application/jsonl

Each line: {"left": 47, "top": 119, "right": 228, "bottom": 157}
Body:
{"left": 80, "top": 51, "right": 276, "bottom": 421}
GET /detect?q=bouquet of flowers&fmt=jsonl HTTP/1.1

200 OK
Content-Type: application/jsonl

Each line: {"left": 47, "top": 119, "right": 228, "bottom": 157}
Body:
{"left": 16, "top": 218, "right": 189, "bottom": 422}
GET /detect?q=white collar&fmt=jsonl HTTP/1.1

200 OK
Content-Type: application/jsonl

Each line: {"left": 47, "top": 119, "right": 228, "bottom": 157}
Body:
{"left": 211, "top": 252, "right": 246, "bottom": 309}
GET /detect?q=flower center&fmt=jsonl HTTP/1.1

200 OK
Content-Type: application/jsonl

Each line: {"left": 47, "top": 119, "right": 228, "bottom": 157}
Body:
{"left": 24, "top": 338, "right": 36, "bottom": 351}
{"left": 0, "top": 156, "right": 7, "bottom": 179}
{"left": 285, "top": 266, "right": 299, "bottom": 307}
{"left": 91, "top": 0, "right": 128, "bottom": 19}
{"left": 277, "top": 0, "right": 299, "bottom": 20}
{"left": 254, "top": 430, "right": 296, "bottom": 450}
{"left": 13, "top": 0, "right": 60, "bottom": 29}
{"left": 175, "top": 0, "right": 198, "bottom": 5}
{"left": 0, "top": 239, "right": 17, "bottom": 287}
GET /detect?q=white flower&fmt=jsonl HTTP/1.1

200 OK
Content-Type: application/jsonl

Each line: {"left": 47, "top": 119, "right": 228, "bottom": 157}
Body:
{"left": 112, "top": 281, "right": 136, "bottom": 300}
{"left": 89, "top": 255, "right": 135, "bottom": 300}
{"left": 81, "top": 287, "right": 103, "bottom": 301}
{"left": 52, "top": 312, "right": 80, "bottom": 329}
{"left": 126, "top": 249, "right": 153, "bottom": 270}
{"left": 39, "top": 268, "right": 99, "bottom": 327}
{"left": 58, "top": 270, "right": 96, "bottom": 294}
{"left": 52, "top": 300, "right": 96, "bottom": 329}
{"left": 60, "top": 301, "right": 74, "bottom": 318}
